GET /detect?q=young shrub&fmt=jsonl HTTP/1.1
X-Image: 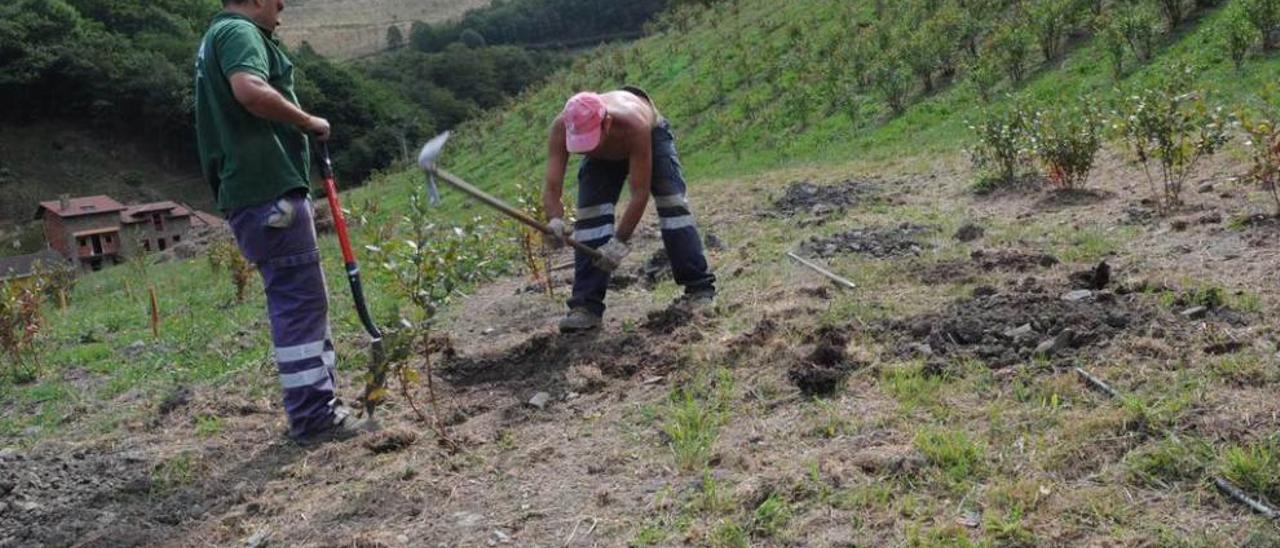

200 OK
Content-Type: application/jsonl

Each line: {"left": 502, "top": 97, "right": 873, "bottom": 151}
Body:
{"left": 990, "top": 24, "right": 1032, "bottom": 84}
{"left": 964, "top": 54, "right": 1003, "bottom": 103}
{"left": 1154, "top": 0, "right": 1189, "bottom": 31}
{"left": 1026, "top": 101, "right": 1105, "bottom": 190}
{"left": 0, "top": 278, "right": 43, "bottom": 382}
{"left": 873, "top": 59, "right": 911, "bottom": 115}
{"left": 371, "top": 187, "right": 504, "bottom": 438}
{"left": 1238, "top": 108, "right": 1280, "bottom": 216}
{"left": 1116, "top": 3, "right": 1162, "bottom": 62}
{"left": 1242, "top": 0, "right": 1280, "bottom": 51}
{"left": 32, "top": 259, "right": 76, "bottom": 310}
{"left": 1097, "top": 12, "right": 1128, "bottom": 80}
{"left": 511, "top": 179, "right": 553, "bottom": 297}
{"left": 968, "top": 103, "right": 1031, "bottom": 190}
{"left": 1221, "top": 7, "right": 1261, "bottom": 71}
{"left": 207, "top": 238, "right": 254, "bottom": 304}
{"left": 1027, "top": 0, "right": 1079, "bottom": 61}
{"left": 1112, "top": 73, "right": 1232, "bottom": 212}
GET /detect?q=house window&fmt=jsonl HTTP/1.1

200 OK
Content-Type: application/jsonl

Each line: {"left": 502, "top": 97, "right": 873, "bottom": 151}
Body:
{"left": 104, "top": 235, "right": 113, "bottom": 244}
{"left": 158, "top": 238, "right": 167, "bottom": 251}
{"left": 152, "top": 213, "right": 164, "bottom": 232}
{"left": 143, "top": 240, "right": 151, "bottom": 252}
{"left": 78, "top": 237, "right": 87, "bottom": 247}
{"left": 173, "top": 235, "right": 181, "bottom": 243}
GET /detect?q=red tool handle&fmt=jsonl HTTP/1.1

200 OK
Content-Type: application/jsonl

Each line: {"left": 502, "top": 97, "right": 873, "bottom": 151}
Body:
{"left": 319, "top": 144, "right": 356, "bottom": 265}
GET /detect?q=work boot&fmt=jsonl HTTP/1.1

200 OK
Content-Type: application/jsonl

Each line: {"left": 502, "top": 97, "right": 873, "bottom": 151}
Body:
{"left": 558, "top": 307, "right": 602, "bottom": 333}
{"left": 674, "top": 289, "right": 716, "bottom": 314}
{"left": 289, "top": 404, "right": 377, "bottom": 445}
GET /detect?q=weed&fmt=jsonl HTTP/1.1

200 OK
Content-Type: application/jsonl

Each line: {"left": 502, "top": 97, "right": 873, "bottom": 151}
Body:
{"left": 1124, "top": 435, "right": 1213, "bottom": 488}
{"left": 914, "top": 428, "right": 984, "bottom": 483}
{"left": 663, "top": 389, "right": 722, "bottom": 471}
{"left": 806, "top": 398, "right": 852, "bottom": 439}
{"left": 882, "top": 363, "right": 944, "bottom": 412}
{"left": 1221, "top": 438, "right": 1280, "bottom": 502}
{"left": 751, "top": 493, "right": 792, "bottom": 539}
{"left": 153, "top": 452, "right": 201, "bottom": 491}
{"left": 1212, "top": 352, "right": 1276, "bottom": 387}
{"left": 194, "top": 415, "right": 223, "bottom": 438}
{"left": 207, "top": 239, "right": 254, "bottom": 304}
{"left": 709, "top": 519, "right": 749, "bottom": 548}
{"left": 630, "top": 523, "right": 668, "bottom": 546}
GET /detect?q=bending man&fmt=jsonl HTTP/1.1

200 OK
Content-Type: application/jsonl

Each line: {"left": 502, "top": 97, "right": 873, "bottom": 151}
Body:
{"left": 543, "top": 88, "right": 716, "bottom": 333}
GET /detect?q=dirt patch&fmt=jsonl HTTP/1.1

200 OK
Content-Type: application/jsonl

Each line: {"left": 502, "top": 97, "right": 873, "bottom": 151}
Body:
{"left": 916, "top": 249, "right": 1060, "bottom": 285}
{"left": 363, "top": 429, "right": 418, "bottom": 454}
{"left": 773, "top": 179, "right": 878, "bottom": 217}
{"left": 953, "top": 223, "right": 985, "bottom": 242}
{"left": 879, "top": 277, "right": 1151, "bottom": 368}
{"left": 800, "top": 224, "right": 934, "bottom": 259}
{"left": 636, "top": 247, "right": 671, "bottom": 288}
{"left": 788, "top": 328, "right": 864, "bottom": 396}
{"left": 1035, "top": 188, "right": 1113, "bottom": 211}
{"left": 442, "top": 330, "right": 681, "bottom": 388}
{"left": 641, "top": 305, "right": 695, "bottom": 335}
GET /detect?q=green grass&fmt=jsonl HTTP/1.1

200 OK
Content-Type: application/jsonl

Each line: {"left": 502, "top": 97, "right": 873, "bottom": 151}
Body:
{"left": 1220, "top": 438, "right": 1280, "bottom": 503}
{"left": 914, "top": 428, "right": 985, "bottom": 484}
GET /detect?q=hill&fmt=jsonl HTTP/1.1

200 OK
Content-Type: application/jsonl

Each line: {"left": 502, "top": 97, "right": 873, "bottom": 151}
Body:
{"left": 5, "top": 0, "right": 1280, "bottom": 545}
{"left": 276, "top": 0, "right": 490, "bottom": 58}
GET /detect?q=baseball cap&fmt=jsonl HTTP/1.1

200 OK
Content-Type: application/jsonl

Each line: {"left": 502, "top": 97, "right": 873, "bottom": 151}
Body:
{"left": 563, "top": 92, "right": 606, "bottom": 153}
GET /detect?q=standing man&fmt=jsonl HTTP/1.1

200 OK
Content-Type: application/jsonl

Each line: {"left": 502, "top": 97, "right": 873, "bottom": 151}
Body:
{"left": 543, "top": 88, "right": 716, "bottom": 333}
{"left": 195, "top": 0, "right": 362, "bottom": 442}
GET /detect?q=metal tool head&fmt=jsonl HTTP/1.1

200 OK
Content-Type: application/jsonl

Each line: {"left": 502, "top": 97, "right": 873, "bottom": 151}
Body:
{"left": 417, "top": 131, "right": 451, "bottom": 170}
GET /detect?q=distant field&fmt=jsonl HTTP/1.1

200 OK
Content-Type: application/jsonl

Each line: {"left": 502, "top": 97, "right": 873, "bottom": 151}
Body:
{"left": 277, "top": 0, "right": 491, "bottom": 58}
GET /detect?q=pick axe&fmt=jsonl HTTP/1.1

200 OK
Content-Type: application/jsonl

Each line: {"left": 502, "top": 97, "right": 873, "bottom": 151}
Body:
{"left": 416, "top": 132, "right": 605, "bottom": 262}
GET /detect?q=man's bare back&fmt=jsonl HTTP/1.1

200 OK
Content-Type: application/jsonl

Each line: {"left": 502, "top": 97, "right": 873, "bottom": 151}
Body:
{"left": 575, "top": 90, "right": 659, "bottom": 161}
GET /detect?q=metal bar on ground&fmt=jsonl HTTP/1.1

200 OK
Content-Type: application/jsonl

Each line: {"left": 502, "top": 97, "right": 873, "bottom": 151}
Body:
{"left": 1075, "top": 367, "right": 1119, "bottom": 399}
{"left": 1214, "top": 477, "right": 1279, "bottom": 519}
{"left": 786, "top": 251, "right": 856, "bottom": 291}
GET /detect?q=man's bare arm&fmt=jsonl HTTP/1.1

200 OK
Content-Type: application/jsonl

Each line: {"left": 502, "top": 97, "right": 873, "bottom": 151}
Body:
{"left": 543, "top": 119, "right": 569, "bottom": 220}
{"left": 616, "top": 131, "right": 652, "bottom": 242}
{"left": 229, "top": 72, "right": 330, "bottom": 140}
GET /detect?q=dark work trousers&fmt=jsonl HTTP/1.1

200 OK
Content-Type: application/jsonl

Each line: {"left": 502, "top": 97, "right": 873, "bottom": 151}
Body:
{"left": 228, "top": 192, "right": 337, "bottom": 438}
{"left": 568, "top": 120, "right": 716, "bottom": 316}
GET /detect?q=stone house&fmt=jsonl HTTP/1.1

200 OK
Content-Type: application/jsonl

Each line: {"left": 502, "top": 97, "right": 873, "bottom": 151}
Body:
{"left": 35, "top": 195, "right": 222, "bottom": 271}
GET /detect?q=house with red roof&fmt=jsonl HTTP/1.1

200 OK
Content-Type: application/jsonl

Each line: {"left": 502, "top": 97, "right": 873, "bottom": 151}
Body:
{"left": 35, "top": 195, "right": 224, "bottom": 271}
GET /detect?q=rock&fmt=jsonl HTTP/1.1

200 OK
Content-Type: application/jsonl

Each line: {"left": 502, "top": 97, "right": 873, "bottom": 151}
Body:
{"left": 1035, "top": 329, "right": 1075, "bottom": 357}
{"left": 849, "top": 445, "right": 926, "bottom": 474}
{"left": 1062, "top": 289, "right": 1095, "bottom": 303}
{"left": 0, "top": 480, "right": 13, "bottom": 497}
{"left": 453, "top": 511, "right": 484, "bottom": 528}
{"left": 14, "top": 501, "right": 40, "bottom": 512}
{"left": 22, "top": 427, "right": 41, "bottom": 437}
{"left": 1199, "top": 212, "right": 1223, "bottom": 225}
{"left": 527, "top": 392, "right": 551, "bottom": 410}
{"left": 1181, "top": 306, "right": 1209, "bottom": 320}
{"left": 1003, "top": 324, "right": 1033, "bottom": 339}
{"left": 1171, "top": 219, "right": 1189, "bottom": 231}
{"left": 0, "top": 501, "right": 8, "bottom": 514}
{"left": 1198, "top": 182, "right": 1215, "bottom": 193}
{"left": 954, "top": 223, "right": 985, "bottom": 242}
{"left": 955, "top": 511, "right": 982, "bottom": 528}
{"left": 0, "top": 448, "right": 20, "bottom": 462}
{"left": 704, "top": 232, "right": 725, "bottom": 251}
{"left": 491, "top": 530, "right": 512, "bottom": 544}
{"left": 243, "top": 530, "right": 269, "bottom": 548}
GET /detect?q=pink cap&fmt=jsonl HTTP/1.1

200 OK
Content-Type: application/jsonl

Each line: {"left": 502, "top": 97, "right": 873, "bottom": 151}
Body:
{"left": 563, "top": 92, "right": 606, "bottom": 153}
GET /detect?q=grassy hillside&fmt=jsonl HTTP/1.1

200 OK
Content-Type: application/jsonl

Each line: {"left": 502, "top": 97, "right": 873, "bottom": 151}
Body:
{"left": 6, "top": 0, "right": 1280, "bottom": 545}
{"left": 277, "top": 0, "right": 490, "bottom": 58}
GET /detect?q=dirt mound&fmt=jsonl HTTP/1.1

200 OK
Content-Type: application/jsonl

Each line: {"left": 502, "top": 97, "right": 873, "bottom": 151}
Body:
{"left": 442, "top": 331, "right": 681, "bottom": 387}
{"left": 788, "top": 327, "right": 864, "bottom": 396}
{"left": 0, "top": 449, "right": 155, "bottom": 546}
{"left": 773, "top": 179, "right": 878, "bottom": 217}
{"left": 641, "top": 305, "right": 695, "bottom": 334}
{"left": 880, "top": 279, "right": 1149, "bottom": 368}
{"left": 917, "top": 249, "right": 1059, "bottom": 284}
{"left": 800, "top": 224, "right": 933, "bottom": 259}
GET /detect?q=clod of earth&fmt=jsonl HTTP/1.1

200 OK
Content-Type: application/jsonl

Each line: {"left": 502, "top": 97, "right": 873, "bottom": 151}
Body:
{"left": 363, "top": 429, "right": 418, "bottom": 454}
{"left": 788, "top": 328, "right": 863, "bottom": 396}
{"left": 641, "top": 305, "right": 694, "bottom": 335}
{"left": 773, "top": 179, "right": 878, "bottom": 217}
{"left": 1069, "top": 261, "right": 1111, "bottom": 291}
{"left": 636, "top": 248, "right": 671, "bottom": 288}
{"left": 157, "top": 386, "right": 192, "bottom": 416}
{"left": 801, "top": 223, "right": 933, "bottom": 259}
{"left": 953, "top": 223, "right": 985, "bottom": 242}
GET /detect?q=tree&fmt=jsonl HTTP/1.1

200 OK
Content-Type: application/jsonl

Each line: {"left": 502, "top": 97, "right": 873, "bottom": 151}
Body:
{"left": 459, "top": 28, "right": 486, "bottom": 48}
{"left": 386, "top": 25, "right": 404, "bottom": 50}
{"left": 1242, "top": 0, "right": 1280, "bottom": 51}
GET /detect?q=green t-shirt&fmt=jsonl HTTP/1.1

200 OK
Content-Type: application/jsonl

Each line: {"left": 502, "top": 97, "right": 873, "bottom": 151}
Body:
{"left": 194, "top": 12, "right": 310, "bottom": 212}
